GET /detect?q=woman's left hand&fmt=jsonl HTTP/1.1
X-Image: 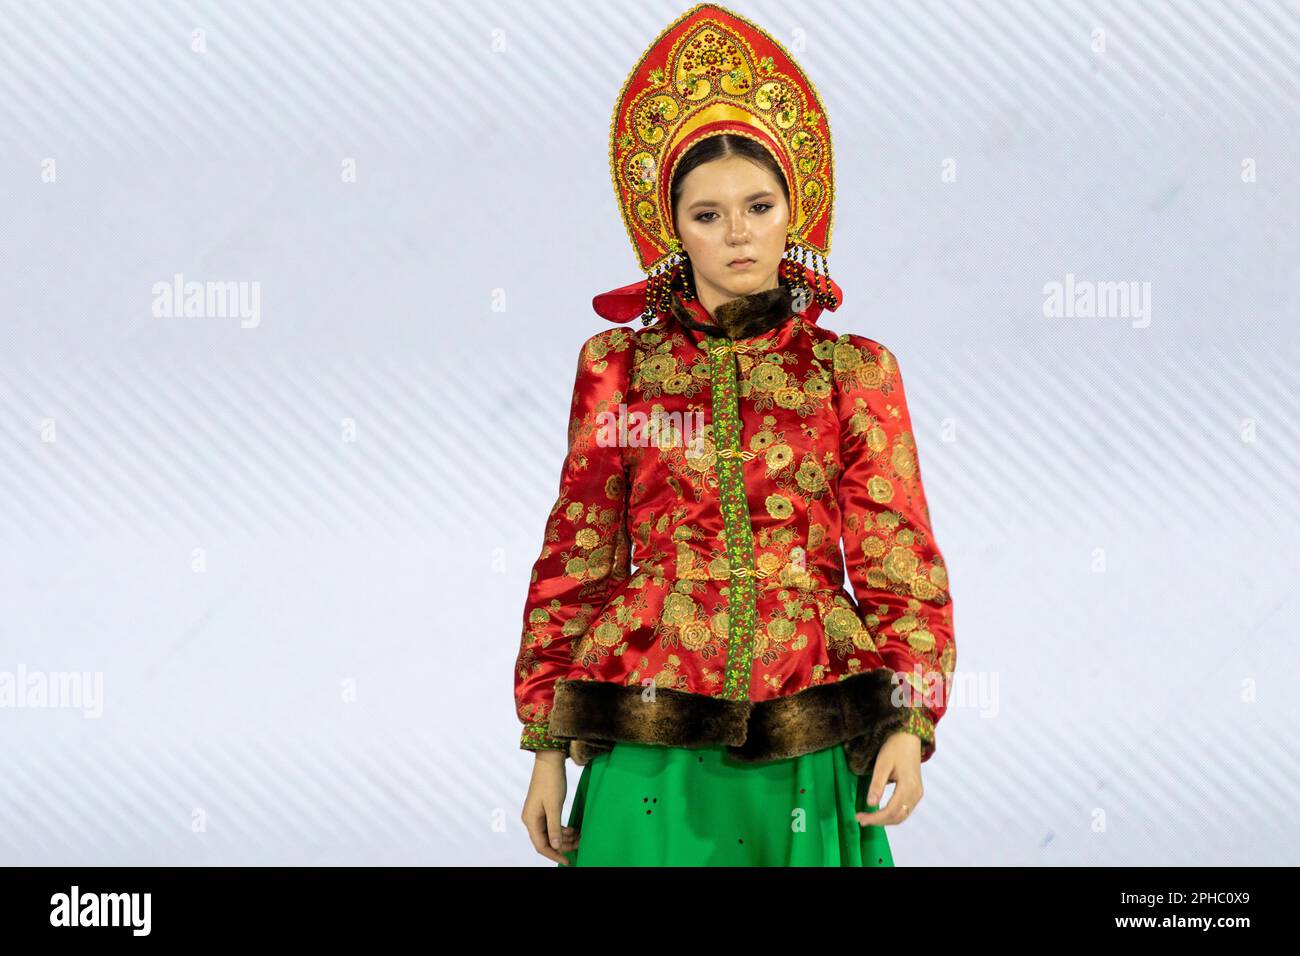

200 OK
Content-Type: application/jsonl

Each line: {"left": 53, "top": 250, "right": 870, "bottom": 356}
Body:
{"left": 855, "top": 731, "right": 923, "bottom": 827}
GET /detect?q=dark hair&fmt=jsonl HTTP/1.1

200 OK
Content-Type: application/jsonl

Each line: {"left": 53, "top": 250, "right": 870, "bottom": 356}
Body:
{"left": 668, "top": 134, "right": 790, "bottom": 233}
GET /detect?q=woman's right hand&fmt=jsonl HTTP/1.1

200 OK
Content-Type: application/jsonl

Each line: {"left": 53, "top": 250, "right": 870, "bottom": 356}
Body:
{"left": 521, "top": 750, "right": 580, "bottom": 865}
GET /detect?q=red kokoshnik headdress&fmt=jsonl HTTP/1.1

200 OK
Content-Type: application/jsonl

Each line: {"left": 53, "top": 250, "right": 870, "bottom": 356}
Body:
{"left": 593, "top": 2, "right": 841, "bottom": 326}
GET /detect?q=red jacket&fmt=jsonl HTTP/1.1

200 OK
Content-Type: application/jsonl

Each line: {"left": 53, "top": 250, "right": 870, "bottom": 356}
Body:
{"left": 513, "top": 278, "right": 955, "bottom": 775}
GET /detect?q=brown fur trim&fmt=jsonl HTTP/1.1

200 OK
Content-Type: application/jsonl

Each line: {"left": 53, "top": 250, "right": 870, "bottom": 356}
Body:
{"left": 668, "top": 283, "right": 795, "bottom": 339}
{"left": 549, "top": 668, "right": 909, "bottom": 776}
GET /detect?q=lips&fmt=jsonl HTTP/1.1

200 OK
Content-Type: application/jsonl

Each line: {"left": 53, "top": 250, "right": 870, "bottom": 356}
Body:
{"left": 728, "top": 258, "right": 755, "bottom": 267}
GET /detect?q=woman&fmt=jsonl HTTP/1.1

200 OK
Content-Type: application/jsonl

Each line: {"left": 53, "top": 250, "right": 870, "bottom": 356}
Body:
{"left": 514, "top": 3, "right": 955, "bottom": 866}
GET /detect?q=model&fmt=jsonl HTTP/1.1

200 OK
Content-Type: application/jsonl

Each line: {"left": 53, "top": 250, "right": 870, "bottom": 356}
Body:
{"left": 515, "top": 2, "right": 956, "bottom": 867}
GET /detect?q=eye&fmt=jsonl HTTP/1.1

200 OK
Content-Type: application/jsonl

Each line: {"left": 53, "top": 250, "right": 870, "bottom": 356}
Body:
{"left": 694, "top": 203, "right": 773, "bottom": 222}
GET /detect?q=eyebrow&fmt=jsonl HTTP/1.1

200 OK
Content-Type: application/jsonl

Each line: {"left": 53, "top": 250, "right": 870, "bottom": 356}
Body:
{"left": 686, "top": 191, "right": 777, "bottom": 212}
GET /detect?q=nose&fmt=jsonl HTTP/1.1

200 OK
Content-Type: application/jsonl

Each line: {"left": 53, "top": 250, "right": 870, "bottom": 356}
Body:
{"left": 727, "top": 216, "right": 750, "bottom": 244}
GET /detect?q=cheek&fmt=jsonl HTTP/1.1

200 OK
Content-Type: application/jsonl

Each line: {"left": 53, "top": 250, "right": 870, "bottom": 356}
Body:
{"left": 681, "top": 223, "right": 721, "bottom": 259}
{"left": 755, "top": 217, "right": 788, "bottom": 257}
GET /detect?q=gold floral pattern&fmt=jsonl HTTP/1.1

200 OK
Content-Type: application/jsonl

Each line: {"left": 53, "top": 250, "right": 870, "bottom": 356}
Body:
{"left": 515, "top": 316, "right": 954, "bottom": 763}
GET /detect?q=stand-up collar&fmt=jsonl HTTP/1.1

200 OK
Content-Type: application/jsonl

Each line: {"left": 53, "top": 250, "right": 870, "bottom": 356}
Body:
{"left": 669, "top": 283, "right": 798, "bottom": 340}
{"left": 592, "top": 266, "right": 844, "bottom": 341}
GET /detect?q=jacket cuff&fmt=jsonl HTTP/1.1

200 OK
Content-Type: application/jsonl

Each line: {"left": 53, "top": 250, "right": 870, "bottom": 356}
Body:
{"left": 520, "top": 721, "right": 569, "bottom": 753}
{"left": 897, "top": 706, "right": 937, "bottom": 762}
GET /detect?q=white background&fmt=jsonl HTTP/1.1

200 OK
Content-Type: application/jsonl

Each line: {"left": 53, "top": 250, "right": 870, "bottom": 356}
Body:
{"left": 0, "top": 0, "right": 1296, "bottom": 865}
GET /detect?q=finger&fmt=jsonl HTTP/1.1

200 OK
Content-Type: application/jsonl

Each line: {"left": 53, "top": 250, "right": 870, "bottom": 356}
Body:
{"left": 858, "top": 783, "right": 919, "bottom": 827}
{"left": 551, "top": 821, "right": 579, "bottom": 864}
{"left": 525, "top": 809, "right": 571, "bottom": 864}
{"left": 858, "top": 780, "right": 908, "bottom": 826}
{"left": 537, "top": 835, "right": 571, "bottom": 864}
{"left": 856, "top": 805, "right": 896, "bottom": 826}
{"left": 857, "top": 800, "right": 905, "bottom": 826}
{"left": 546, "top": 806, "right": 566, "bottom": 852}
{"left": 530, "top": 830, "right": 569, "bottom": 864}
{"left": 866, "top": 756, "right": 892, "bottom": 810}
{"left": 857, "top": 778, "right": 895, "bottom": 826}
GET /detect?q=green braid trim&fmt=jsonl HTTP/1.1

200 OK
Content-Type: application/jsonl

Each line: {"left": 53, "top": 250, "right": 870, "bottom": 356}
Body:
{"left": 707, "top": 337, "right": 761, "bottom": 702}
{"left": 520, "top": 721, "right": 568, "bottom": 753}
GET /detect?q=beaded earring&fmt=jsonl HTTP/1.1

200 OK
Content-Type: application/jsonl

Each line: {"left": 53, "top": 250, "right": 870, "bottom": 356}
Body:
{"left": 640, "top": 236, "right": 696, "bottom": 326}
{"left": 780, "top": 226, "right": 839, "bottom": 312}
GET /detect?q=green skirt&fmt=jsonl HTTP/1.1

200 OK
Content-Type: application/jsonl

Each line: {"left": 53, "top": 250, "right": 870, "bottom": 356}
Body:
{"left": 559, "top": 740, "right": 893, "bottom": 867}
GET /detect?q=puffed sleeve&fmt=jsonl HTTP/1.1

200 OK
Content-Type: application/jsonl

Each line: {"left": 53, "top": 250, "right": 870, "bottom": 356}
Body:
{"left": 514, "top": 327, "right": 634, "bottom": 753}
{"left": 832, "top": 334, "right": 955, "bottom": 763}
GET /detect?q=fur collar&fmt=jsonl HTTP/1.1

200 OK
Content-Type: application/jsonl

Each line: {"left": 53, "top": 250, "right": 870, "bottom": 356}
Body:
{"left": 668, "top": 283, "right": 798, "bottom": 339}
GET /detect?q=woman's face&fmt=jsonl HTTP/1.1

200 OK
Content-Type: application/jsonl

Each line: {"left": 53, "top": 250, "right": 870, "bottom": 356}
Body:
{"left": 672, "top": 154, "right": 791, "bottom": 314}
